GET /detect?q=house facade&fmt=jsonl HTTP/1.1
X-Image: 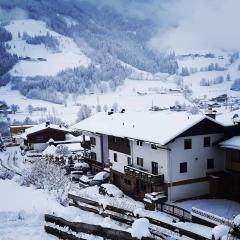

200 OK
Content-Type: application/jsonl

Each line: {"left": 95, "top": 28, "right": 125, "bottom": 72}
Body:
{"left": 21, "top": 122, "right": 72, "bottom": 151}
{"left": 74, "top": 111, "right": 231, "bottom": 201}
{"left": 109, "top": 118, "right": 225, "bottom": 201}
{"left": 81, "top": 131, "right": 109, "bottom": 173}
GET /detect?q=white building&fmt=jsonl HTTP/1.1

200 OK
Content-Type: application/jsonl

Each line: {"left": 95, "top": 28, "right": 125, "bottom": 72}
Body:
{"left": 74, "top": 111, "right": 226, "bottom": 201}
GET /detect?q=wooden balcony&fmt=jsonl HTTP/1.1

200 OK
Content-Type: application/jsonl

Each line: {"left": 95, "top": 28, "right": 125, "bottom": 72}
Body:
{"left": 226, "top": 159, "right": 240, "bottom": 172}
{"left": 124, "top": 165, "right": 164, "bottom": 185}
{"left": 83, "top": 154, "right": 103, "bottom": 167}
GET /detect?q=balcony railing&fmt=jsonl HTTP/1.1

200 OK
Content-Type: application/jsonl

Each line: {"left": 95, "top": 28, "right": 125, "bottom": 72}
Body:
{"left": 124, "top": 165, "right": 164, "bottom": 184}
{"left": 83, "top": 154, "right": 103, "bottom": 167}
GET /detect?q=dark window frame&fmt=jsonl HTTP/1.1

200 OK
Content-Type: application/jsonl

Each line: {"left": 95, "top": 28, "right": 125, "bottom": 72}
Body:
{"left": 137, "top": 140, "right": 143, "bottom": 146}
{"left": 137, "top": 157, "right": 143, "bottom": 167}
{"left": 152, "top": 161, "right": 158, "bottom": 175}
{"left": 207, "top": 158, "right": 214, "bottom": 169}
{"left": 114, "top": 153, "right": 118, "bottom": 162}
{"left": 204, "top": 136, "right": 211, "bottom": 147}
{"left": 90, "top": 137, "right": 96, "bottom": 145}
{"left": 180, "top": 162, "right": 187, "bottom": 173}
{"left": 184, "top": 139, "right": 192, "bottom": 150}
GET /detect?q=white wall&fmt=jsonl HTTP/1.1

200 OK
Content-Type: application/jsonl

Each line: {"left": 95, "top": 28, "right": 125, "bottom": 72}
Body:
{"left": 102, "top": 134, "right": 109, "bottom": 165}
{"left": 33, "top": 143, "right": 47, "bottom": 151}
{"left": 85, "top": 132, "right": 102, "bottom": 164}
{"left": 83, "top": 132, "right": 109, "bottom": 165}
{"left": 110, "top": 150, "right": 130, "bottom": 173}
{"left": 167, "top": 133, "right": 224, "bottom": 183}
{"left": 168, "top": 181, "right": 209, "bottom": 201}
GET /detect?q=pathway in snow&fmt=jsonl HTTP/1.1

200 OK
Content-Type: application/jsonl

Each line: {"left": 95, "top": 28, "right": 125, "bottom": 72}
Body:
{"left": 0, "top": 146, "right": 24, "bottom": 175}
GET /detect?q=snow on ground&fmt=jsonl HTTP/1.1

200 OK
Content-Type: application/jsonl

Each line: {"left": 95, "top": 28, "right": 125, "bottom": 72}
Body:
{"left": 5, "top": 19, "right": 90, "bottom": 77}
{"left": 0, "top": 179, "right": 62, "bottom": 240}
{"left": 0, "top": 146, "right": 25, "bottom": 175}
{"left": 1, "top": 79, "right": 190, "bottom": 125}
{"left": 174, "top": 199, "right": 240, "bottom": 219}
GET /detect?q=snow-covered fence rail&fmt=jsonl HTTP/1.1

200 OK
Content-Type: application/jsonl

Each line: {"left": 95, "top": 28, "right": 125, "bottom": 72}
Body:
{"left": 44, "top": 214, "right": 156, "bottom": 240}
{"left": 68, "top": 193, "right": 211, "bottom": 240}
{"left": 157, "top": 203, "right": 192, "bottom": 221}
{"left": 192, "top": 207, "right": 234, "bottom": 227}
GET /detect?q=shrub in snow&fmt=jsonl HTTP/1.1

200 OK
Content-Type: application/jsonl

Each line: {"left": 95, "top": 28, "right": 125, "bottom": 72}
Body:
{"left": 0, "top": 168, "right": 14, "bottom": 180}
{"left": 129, "top": 218, "right": 150, "bottom": 239}
{"left": 234, "top": 214, "right": 240, "bottom": 226}
{"left": 55, "top": 144, "right": 70, "bottom": 158}
{"left": 212, "top": 225, "right": 230, "bottom": 240}
{"left": 21, "top": 158, "right": 71, "bottom": 205}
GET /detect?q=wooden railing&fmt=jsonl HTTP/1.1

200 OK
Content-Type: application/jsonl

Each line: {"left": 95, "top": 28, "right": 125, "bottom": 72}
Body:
{"left": 157, "top": 203, "right": 192, "bottom": 222}
{"left": 124, "top": 165, "right": 164, "bottom": 184}
{"left": 45, "top": 214, "right": 155, "bottom": 240}
{"left": 67, "top": 193, "right": 211, "bottom": 240}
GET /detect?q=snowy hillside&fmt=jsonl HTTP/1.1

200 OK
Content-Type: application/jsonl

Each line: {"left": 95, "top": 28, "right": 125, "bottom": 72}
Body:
{"left": 5, "top": 19, "right": 90, "bottom": 77}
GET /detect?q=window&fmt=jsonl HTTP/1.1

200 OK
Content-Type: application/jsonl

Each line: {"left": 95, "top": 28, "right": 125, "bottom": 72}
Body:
{"left": 180, "top": 162, "right": 187, "bottom": 173}
{"left": 137, "top": 140, "right": 143, "bottom": 146}
{"left": 114, "top": 153, "right": 118, "bottom": 162}
{"left": 152, "top": 162, "right": 158, "bottom": 175}
{"left": 112, "top": 136, "right": 117, "bottom": 143}
{"left": 207, "top": 158, "right": 214, "bottom": 169}
{"left": 127, "top": 157, "right": 132, "bottom": 166}
{"left": 90, "top": 137, "right": 96, "bottom": 145}
{"left": 184, "top": 139, "right": 192, "bottom": 149}
{"left": 204, "top": 137, "right": 211, "bottom": 147}
{"left": 90, "top": 152, "right": 97, "bottom": 160}
{"left": 137, "top": 157, "right": 143, "bottom": 167}
{"left": 151, "top": 144, "right": 158, "bottom": 150}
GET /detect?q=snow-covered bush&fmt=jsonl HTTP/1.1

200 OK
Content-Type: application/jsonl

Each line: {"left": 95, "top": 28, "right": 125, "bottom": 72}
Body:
{"left": 55, "top": 144, "right": 70, "bottom": 157}
{"left": 0, "top": 168, "right": 14, "bottom": 180}
{"left": 21, "top": 158, "right": 71, "bottom": 205}
{"left": 212, "top": 225, "right": 230, "bottom": 240}
{"left": 231, "top": 78, "right": 240, "bottom": 91}
{"left": 129, "top": 218, "right": 150, "bottom": 239}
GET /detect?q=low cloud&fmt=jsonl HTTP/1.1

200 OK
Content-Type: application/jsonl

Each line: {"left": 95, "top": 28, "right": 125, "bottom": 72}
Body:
{"left": 0, "top": 7, "right": 28, "bottom": 22}
{"left": 149, "top": 0, "right": 240, "bottom": 54}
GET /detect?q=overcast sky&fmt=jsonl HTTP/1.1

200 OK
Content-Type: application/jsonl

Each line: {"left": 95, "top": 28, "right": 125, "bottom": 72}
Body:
{"left": 95, "top": 0, "right": 240, "bottom": 54}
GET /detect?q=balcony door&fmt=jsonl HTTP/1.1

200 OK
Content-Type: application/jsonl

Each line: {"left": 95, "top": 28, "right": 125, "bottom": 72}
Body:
{"left": 152, "top": 162, "right": 158, "bottom": 175}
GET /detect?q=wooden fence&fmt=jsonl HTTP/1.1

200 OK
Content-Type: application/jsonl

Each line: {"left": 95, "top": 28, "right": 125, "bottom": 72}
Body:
{"left": 68, "top": 193, "right": 211, "bottom": 240}
{"left": 157, "top": 203, "right": 192, "bottom": 222}
{"left": 45, "top": 214, "right": 156, "bottom": 240}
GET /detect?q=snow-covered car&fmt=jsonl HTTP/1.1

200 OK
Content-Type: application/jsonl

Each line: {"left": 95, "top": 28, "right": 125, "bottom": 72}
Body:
{"left": 99, "top": 183, "right": 123, "bottom": 198}
{"left": 73, "top": 162, "right": 90, "bottom": 173}
{"left": 70, "top": 170, "right": 84, "bottom": 182}
{"left": 89, "top": 171, "right": 110, "bottom": 186}
{"left": 79, "top": 175, "right": 94, "bottom": 187}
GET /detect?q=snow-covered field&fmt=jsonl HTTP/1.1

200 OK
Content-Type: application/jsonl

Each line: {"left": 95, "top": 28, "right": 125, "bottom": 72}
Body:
{"left": 175, "top": 199, "right": 240, "bottom": 219}
{"left": 5, "top": 19, "right": 90, "bottom": 77}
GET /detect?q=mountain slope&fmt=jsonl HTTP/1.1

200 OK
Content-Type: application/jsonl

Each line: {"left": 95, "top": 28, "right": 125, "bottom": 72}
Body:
{"left": 5, "top": 19, "right": 90, "bottom": 77}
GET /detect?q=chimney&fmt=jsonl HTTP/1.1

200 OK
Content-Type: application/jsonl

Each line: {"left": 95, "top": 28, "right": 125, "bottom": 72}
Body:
{"left": 46, "top": 120, "right": 50, "bottom": 127}
{"left": 108, "top": 109, "right": 114, "bottom": 115}
{"left": 205, "top": 108, "right": 217, "bottom": 119}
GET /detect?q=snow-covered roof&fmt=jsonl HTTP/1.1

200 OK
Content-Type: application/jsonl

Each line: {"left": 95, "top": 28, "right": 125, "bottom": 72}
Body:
{"left": 21, "top": 123, "right": 71, "bottom": 139}
{"left": 73, "top": 111, "right": 224, "bottom": 146}
{"left": 219, "top": 136, "right": 240, "bottom": 150}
